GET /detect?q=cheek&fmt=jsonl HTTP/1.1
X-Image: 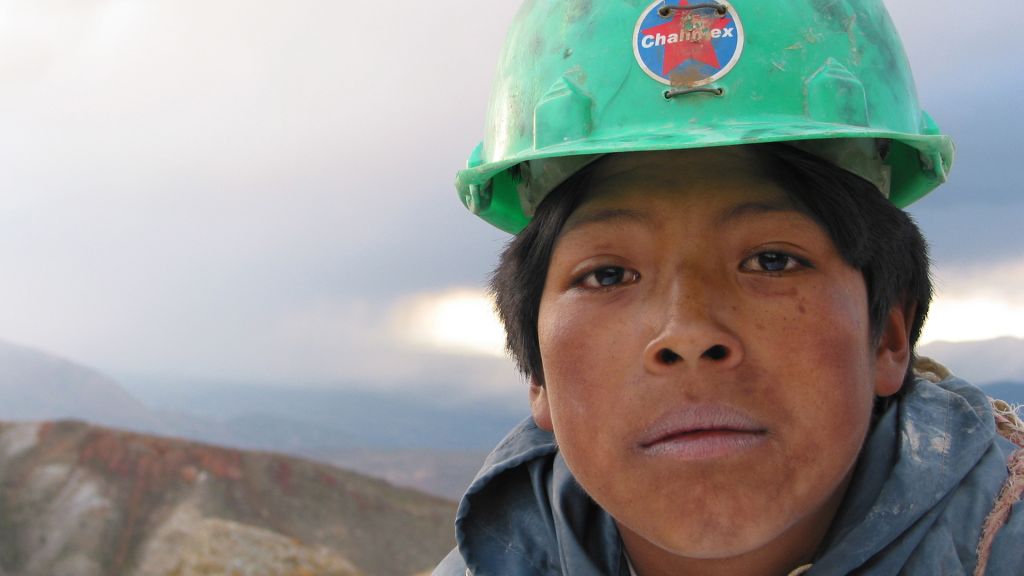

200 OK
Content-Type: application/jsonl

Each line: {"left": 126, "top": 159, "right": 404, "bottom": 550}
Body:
{"left": 538, "top": 295, "right": 640, "bottom": 383}
{"left": 539, "top": 302, "right": 610, "bottom": 416}
{"left": 752, "top": 273, "right": 870, "bottom": 374}
{"left": 790, "top": 289, "right": 876, "bottom": 455}
{"left": 805, "top": 281, "right": 872, "bottom": 379}
{"left": 743, "top": 276, "right": 875, "bottom": 467}
{"left": 536, "top": 296, "right": 645, "bottom": 461}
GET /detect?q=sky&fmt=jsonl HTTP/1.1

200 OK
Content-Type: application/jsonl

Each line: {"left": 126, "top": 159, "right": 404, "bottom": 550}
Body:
{"left": 0, "top": 0, "right": 1020, "bottom": 400}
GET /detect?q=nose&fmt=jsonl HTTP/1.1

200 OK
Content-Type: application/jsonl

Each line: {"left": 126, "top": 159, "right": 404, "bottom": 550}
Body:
{"left": 643, "top": 282, "right": 744, "bottom": 373}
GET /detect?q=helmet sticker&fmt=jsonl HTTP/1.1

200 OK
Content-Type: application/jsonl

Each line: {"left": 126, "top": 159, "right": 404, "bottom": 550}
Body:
{"left": 633, "top": 1, "right": 744, "bottom": 87}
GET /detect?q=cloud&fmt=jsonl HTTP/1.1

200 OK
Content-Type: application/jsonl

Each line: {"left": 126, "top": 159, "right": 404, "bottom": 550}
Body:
{"left": 920, "top": 258, "right": 1024, "bottom": 344}
{"left": 887, "top": 0, "right": 1024, "bottom": 86}
{"left": 0, "top": 0, "right": 1018, "bottom": 394}
{"left": 922, "top": 297, "right": 1024, "bottom": 345}
{"left": 909, "top": 201, "right": 1024, "bottom": 266}
{"left": 389, "top": 288, "right": 506, "bottom": 358}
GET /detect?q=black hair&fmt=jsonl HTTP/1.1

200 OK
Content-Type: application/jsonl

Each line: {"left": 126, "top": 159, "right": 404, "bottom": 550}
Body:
{"left": 490, "top": 143, "right": 932, "bottom": 388}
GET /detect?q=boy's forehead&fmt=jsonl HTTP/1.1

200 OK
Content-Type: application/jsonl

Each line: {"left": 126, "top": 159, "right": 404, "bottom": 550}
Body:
{"left": 571, "top": 147, "right": 800, "bottom": 224}
{"left": 565, "top": 194, "right": 800, "bottom": 233}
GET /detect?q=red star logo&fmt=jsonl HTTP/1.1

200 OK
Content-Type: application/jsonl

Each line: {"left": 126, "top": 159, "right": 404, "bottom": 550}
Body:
{"left": 642, "top": 1, "right": 733, "bottom": 77}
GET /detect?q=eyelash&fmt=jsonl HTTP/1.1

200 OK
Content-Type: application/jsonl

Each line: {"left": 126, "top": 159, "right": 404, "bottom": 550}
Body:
{"left": 571, "top": 250, "right": 810, "bottom": 289}
{"left": 740, "top": 251, "right": 812, "bottom": 274}
{"left": 573, "top": 266, "right": 641, "bottom": 289}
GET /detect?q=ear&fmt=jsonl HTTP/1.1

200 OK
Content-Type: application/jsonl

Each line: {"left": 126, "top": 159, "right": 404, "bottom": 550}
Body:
{"left": 529, "top": 375, "right": 554, "bottom": 431}
{"left": 874, "top": 301, "right": 915, "bottom": 398}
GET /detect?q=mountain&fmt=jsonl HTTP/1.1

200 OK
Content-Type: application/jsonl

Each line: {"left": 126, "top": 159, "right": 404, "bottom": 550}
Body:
{"left": 0, "top": 340, "right": 161, "bottom": 432}
{"left": 0, "top": 419, "right": 455, "bottom": 576}
{"left": 121, "top": 378, "right": 527, "bottom": 451}
{"left": 143, "top": 395, "right": 511, "bottom": 500}
{"left": 919, "top": 337, "right": 1024, "bottom": 385}
{"left": 0, "top": 339, "right": 513, "bottom": 498}
{"left": 979, "top": 381, "right": 1024, "bottom": 406}
{"left": 309, "top": 447, "right": 489, "bottom": 502}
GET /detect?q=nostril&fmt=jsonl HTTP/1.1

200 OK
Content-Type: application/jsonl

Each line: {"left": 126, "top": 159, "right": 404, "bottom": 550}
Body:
{"left": 657, "top": 348, "right": 682, "bottom": 365}
{"left": 702, "top": 345, "right": 730, "bottom": 361}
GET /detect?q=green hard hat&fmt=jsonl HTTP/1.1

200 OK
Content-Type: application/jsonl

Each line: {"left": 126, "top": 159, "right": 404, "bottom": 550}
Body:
{"left": 457, "top": 0, "right": 954, "bottom": 234}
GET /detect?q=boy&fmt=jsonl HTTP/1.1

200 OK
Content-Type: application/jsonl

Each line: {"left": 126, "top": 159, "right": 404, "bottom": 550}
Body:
{"left": 436, "top": 1, "right": 1023, "bottom": 574}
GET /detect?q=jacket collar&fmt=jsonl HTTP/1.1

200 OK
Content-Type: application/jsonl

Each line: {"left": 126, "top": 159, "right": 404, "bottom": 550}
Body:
{"left": 455, "top": 419, "right": 627, "bottom": 575}
{"left": 813, "top": 376, "right": 998, "bottom": 572}
{"left": 454, "top": 377, "right": 998, "bottom": 575}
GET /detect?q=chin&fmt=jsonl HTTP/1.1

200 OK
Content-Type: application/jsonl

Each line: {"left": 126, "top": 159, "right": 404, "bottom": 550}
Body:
{"left": 627, "top": 517, "right": 781, "bottom": 559}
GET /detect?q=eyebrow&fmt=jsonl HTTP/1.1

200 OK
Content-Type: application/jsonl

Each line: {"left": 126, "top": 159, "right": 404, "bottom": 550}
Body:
{"left": 714, "top": 201, "right": 800, "bottom": 226}
{"left": 560, "top": 207, "right": 652, "bottom": 236}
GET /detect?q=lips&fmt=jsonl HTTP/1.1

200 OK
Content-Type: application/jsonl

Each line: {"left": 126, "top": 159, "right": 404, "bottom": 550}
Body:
{"left": 638, "top": 404, "right": 768, "bottom": 460}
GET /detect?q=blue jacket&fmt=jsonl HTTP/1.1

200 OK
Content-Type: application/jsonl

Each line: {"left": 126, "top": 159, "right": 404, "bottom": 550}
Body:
{"left": 435, "top": 376, "right": 1023, "bottom": 575}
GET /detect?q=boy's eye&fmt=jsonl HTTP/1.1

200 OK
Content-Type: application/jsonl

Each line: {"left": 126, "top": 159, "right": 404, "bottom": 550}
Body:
{"left": 579, "top": 266, "right": 640, "bottom": 288}
{"left": 742, "top": 252, "right": 805, "bottom": 274}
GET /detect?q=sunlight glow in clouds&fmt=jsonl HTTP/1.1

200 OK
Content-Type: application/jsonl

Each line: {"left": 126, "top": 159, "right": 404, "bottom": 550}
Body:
{"left": 920, "top": 297, "right": 1024, "bottom": 345}
{"left": 919, "top": 260, "right": 1024, "bottom": 345}
{"left": 394, "top": 289, "right": 507, "bottom": 357}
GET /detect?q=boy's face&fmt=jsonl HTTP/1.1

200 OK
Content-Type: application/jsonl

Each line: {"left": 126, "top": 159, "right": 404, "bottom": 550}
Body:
{"left": 531, "top": 147, "right": 908, "bottom": 568}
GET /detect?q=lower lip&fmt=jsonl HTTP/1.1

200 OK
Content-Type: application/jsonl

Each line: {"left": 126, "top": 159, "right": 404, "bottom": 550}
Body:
{"left": 640, "top": 430, "right": 767, "bottom": 461}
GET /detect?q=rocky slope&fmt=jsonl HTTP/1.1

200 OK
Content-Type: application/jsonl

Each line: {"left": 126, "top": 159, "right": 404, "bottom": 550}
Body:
{"left": 0, "top": 420, "right": 455, "bottom": 576}
{"left": 0, "top": 339, "right": 510, "bottom": 500}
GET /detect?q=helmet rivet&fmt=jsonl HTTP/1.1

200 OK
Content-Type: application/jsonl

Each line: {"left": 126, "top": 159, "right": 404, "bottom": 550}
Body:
{"left": 465, "top": 183, "right": 492, "bottom": 214}
{"left": 461, "top": 187, "right": 478, "bottom": 213}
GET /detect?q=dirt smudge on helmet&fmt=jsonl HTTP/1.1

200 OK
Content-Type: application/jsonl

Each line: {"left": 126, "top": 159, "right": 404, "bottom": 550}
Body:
{"left": 565, "top": 0, "right": 592, "bottom": 23}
